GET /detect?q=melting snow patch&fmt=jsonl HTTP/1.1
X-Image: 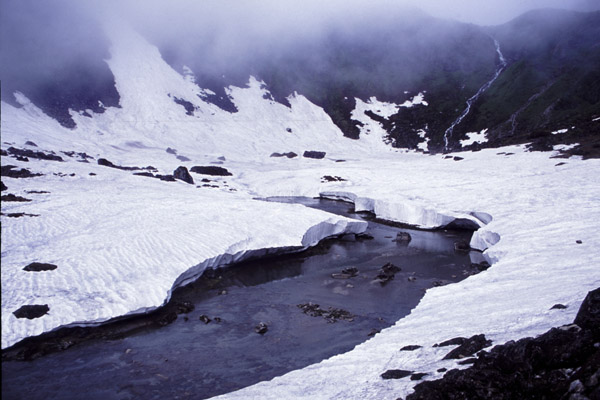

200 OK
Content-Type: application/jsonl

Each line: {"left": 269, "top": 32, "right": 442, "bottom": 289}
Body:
{"left": 400, "top": 92, "right": 428, "bottom": 107}
{"left": 461, "top": 129, "right": 488, "bottom": 147}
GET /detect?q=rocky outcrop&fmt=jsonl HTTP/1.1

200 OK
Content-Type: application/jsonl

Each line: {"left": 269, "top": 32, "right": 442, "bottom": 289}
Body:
{"left": 407, "top": 288, "right": 600, "bottom": 400}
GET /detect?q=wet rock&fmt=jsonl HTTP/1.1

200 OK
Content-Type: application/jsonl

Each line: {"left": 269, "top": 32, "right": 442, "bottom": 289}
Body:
{"left": 442, "top": 334, "right": 492, "bottom": 359}
{"left": 23, "top": 262, "right": 58, "bottom": 272}
{"left": 199, "top": 315, "right": 211, "bottom": 324}
{"left": 303, "top": 151, "right": 326, "bottom": 159}
{"left": 13, "top": 305, "right": 49, "bottom": 319}
{"left": 190, "top": 166, "right": 232, "bottom": 176}
{"left": 1, "top": 165, "right": 43, "bottom": 178}
{"left": 1, "top": 194, "right": 32, "bottom": 202}
{"left": 174, "top": 301, "right": 194, "bottom": 314}
{"left": 453, "top": 240, "right": 471, "bottom": 252}
{"left": 401, "top": 345, "right": 422, "bottom": 351}
{"left": 332, "top": 267, "right": 358, "bottom": 279}
{"left": 411, "top": 373, "right": 428, "bottom": 381}
{"left": 551, "top": 304, "right": 568, "bottom": 310}
{"left": 374, "top": 262, "right": 402, "bottom": 285}
{"left": 255, "top": 322, "right": 268, "bottom": 335}
{"left": 471, "top": 261, "right": 491, "bottom": 271}
{"left": 173, "top": 166, "right": 194, "bottom": 184}
{"left": 395, "top": 232, "right": 412, "bottom": 242}
{"left": 381, "top": 369, "right": 413, "bottom": 380}
{"left": 157, "top": 312, "right": 177, "bottom": 327}
{"left": 297, "top": 303, "right": 354, "bottom": 323}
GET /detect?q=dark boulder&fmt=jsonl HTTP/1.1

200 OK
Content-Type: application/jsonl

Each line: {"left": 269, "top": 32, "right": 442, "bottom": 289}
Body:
{"left": 13, "top": 305, "right": 49, "bottom": 319}
{"left": 433, "top": 337, "right": 467, "bottom": 347}
{"left": 2, "top": 194, "right": 32, "bottom": 202}
{"left": 1, "top": 181, "right": 7, "bottom": 191}
{"left": 173, "top": 166, "right": 194, "bottom": 184}
{"left": 255, "top": 322, "right": 268, "bottom": 335}
{"left": 442, "top": 334, "right": 492, "bottom": 359}
{"left": 7, "top": 147, "right": 63, "bottom": 162}
{"left": 401, "top": 345, "right": 422, "bottom": 351}
{"left": 23, "top": 262, "right": 58, "bottom": 272}
{"left": 303, "top": 151, "right": 326, "bottom": 159}
{"left": 395, "top": 232, "right": 412, "bottom": 242}
{"left": 454, "top": 240, "right": 471, "bottom": 252}
{"left": 574, "top": 287, "right": 600, "bottom": 332}
{"left": 1, "top": 165, "right": 43, "bottom": 178}
{"left": 381, "top": 369, "right": 413, "bottom": 380}
{"left": 190, "top": 166, "right": 232, "bottom": 176}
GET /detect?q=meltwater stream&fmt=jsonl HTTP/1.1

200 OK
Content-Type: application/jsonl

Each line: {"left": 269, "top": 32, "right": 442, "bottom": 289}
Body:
{"left": 443, "top": 38, "right": 507, "bottom": 150}
{"left": 2, "top": 198, "right": 479, "bottom": 400}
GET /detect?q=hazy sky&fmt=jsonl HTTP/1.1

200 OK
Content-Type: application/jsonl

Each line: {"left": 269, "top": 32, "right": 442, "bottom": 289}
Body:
{"left": 409, "top": 0, "right": 599, "bottom": 24}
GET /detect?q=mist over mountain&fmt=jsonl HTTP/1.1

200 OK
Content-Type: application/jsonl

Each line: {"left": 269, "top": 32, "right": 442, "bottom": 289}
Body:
{"left": 1, "top": 0, "right": 599, "bottom": 153}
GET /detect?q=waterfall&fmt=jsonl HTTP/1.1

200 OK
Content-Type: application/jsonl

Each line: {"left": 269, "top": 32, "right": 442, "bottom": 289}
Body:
{"left": 443, "top": 38, "right": 507, "bottom": 150}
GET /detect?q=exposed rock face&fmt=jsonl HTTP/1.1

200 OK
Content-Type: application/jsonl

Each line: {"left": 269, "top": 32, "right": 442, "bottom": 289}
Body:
{"left": 173, "top": 166, "right": 194, "bottom": 184}
{"left": 6, "top": 147, "right": 63, "bottom": 162}
{"left": 441, "top": 334, "right": 492, "bottom": 360}
{"left": 1, "top": 165, "right": 43, "bottom": 178}
{"left": 190, "top": 166, "right": 233, "bottom": 176}
{"left": 407, "top": 288, "right": 600, "bottom": 400}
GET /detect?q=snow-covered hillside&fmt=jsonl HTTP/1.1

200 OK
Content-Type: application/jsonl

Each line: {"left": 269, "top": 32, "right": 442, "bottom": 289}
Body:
{"left": 2, "top": 23, "right": 599, "bottom": 400}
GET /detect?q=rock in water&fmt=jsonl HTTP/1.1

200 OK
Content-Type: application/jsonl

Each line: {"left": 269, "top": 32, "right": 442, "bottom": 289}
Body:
{"left": 173, "top": 166, "right": 194, "bottom": 184}
{"left": 255, "top": 322, "right": 268, "bottom": 334}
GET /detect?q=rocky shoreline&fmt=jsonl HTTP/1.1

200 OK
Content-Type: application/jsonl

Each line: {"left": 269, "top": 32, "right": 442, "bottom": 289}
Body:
{"left": 403, "top": 288, "right": 600, "bottom": 400}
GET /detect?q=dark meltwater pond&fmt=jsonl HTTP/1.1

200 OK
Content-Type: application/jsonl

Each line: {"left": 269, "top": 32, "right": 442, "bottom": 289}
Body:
{"left": 2, "top": 197, "right": 478, "bottom": 400}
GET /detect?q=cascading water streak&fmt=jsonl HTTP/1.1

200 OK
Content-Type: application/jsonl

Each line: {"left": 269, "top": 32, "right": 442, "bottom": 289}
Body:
{"left": 443, "top": 38, "right": 507, "bottom": 150}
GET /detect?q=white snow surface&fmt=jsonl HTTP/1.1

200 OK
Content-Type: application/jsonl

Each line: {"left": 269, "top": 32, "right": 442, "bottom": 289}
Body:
{"left": 460, "top": 129, "right": 489, "bottom": 146}
{"left": 2, "top": 24, "right": 600, "bottom": 399}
